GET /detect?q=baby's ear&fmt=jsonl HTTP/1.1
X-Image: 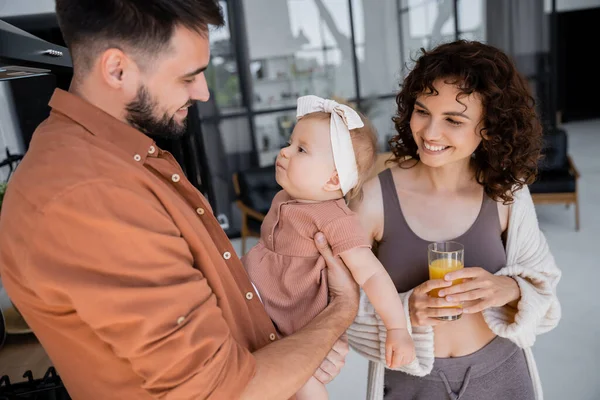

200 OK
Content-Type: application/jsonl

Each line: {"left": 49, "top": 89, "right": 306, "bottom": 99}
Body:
{"left": 323, "top": 171, "right": 341, "bottom": 192}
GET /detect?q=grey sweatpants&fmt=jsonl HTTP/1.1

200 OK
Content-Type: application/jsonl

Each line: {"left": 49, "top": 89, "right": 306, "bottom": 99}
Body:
{"left": 384, "top": 336, "right": 535, "bottom": 400}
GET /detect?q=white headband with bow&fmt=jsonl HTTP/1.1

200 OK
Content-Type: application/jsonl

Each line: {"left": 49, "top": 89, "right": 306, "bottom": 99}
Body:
{"left": 296, "top": 95, "right": 364, "bottom": 196}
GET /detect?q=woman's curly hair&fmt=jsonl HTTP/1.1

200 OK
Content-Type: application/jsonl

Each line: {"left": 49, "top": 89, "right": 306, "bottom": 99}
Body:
{"left": 390, "top": 40, "right": 543, "bottom": 204}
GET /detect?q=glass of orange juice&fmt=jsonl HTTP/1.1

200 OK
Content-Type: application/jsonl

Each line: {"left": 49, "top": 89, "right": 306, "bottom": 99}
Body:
{"left": 428, "top": 241, "right": 464, "bottom": 321}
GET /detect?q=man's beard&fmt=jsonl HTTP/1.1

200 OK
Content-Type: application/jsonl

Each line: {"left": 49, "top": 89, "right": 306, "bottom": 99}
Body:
{"left": 125, "top": 85, "right": 190, "bottom": 140}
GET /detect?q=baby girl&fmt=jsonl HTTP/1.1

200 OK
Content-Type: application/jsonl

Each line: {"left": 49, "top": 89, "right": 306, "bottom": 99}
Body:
{"left": 243, "top": 95, "right": 415, "bottom": 399}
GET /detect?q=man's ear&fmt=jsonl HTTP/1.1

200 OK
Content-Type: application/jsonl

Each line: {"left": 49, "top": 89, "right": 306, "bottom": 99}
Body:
{"left": 323, "top": 171, "right": 341, "bottom": 192}
{"left": 99, "top": 48, "right": 139, "bottom": 96}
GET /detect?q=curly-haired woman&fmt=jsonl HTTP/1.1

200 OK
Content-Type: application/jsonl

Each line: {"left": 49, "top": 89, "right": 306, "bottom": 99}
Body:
{"left": 346, "top": 40, "right": 561, "bottom": 400}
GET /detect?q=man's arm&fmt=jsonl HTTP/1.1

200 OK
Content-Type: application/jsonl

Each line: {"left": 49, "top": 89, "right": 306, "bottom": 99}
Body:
{"left": 28, "top": 182, "right": 358, "bottom": 400}
{"left": 241, "top": 233, "right": 359, "bottom": 400}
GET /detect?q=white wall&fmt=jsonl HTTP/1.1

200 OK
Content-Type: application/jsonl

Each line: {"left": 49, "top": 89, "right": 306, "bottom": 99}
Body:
{"left": 0, "top": 0, "right": 55, "bottom": 17}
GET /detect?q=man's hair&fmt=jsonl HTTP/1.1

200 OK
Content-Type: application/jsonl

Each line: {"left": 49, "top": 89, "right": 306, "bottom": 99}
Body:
{"left": 55, "top": 0, "right": 225, "bottom": 72}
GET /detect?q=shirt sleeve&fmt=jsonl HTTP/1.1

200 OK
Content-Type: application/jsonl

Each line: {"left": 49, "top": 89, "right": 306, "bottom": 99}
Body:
{"left": 26, "top": 180, "right": 255, "bottom": 399}
{"left": 319, "top": 210, "right": 372, "bottom": 257}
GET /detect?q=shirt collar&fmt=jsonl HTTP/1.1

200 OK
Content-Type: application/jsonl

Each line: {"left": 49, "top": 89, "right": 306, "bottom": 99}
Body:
{"left": 48, "top": 89, "right": 156, "bottom": 162}
{"left": 279, "top": 191, "right": 346, "bottom": 207}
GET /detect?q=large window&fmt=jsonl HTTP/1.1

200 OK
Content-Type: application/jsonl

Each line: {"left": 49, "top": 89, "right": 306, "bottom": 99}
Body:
{"left": 240, "top": 0, "right": 408, "bottom": 165}
{"left": 242, "top": 0, "right": 362, "bottom": 166}
{"left": 200, "top": 0, "right": 557, "bottom": 237}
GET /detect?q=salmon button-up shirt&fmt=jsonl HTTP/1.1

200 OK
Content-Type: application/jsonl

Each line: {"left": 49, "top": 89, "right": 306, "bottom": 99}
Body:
{"left": 0, "top": 89, "right": 277, "bottom": 399}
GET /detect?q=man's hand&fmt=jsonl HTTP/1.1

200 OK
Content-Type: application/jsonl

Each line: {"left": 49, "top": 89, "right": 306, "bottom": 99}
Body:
{"left": 314, "top": 335, "right": 349, "bottom": 384}
{"left": 314, "top": 232, "right": 359, "bottom": 319}
{"left": 241, "top": 234, "right": 359, "bottom": 400}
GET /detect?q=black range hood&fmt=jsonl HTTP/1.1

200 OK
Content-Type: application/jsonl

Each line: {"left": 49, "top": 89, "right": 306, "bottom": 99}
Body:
{"left": 0, "top": 16, "right": 72, "bottom": 71}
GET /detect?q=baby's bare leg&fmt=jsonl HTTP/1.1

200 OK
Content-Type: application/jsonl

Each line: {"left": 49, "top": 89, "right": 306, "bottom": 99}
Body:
{"left": 296, "top": 376, "right": 328, "bottom": 400}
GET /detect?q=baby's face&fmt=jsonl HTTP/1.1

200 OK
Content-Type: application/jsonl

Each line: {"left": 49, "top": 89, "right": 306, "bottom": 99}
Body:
{"left": 275, "top": 117, "right": 339, "bottom": 201}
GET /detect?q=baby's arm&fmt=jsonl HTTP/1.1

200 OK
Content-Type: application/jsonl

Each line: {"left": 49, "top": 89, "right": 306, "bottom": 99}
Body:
{"left": 339, "top": 247, "right": 406, "bottom": 330}
{"left": 341, "top": 247, "right": 415, "bottom": 367}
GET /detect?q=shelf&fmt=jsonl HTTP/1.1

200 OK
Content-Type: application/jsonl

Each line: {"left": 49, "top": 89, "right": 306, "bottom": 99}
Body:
{"left": 254, "top": 73, "right": 331, "bottom": 85}
{"left": 253, "top": 101, "right": 297, "bottom": 112}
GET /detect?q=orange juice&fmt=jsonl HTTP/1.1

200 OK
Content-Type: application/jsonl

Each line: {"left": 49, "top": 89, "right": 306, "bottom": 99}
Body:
{"left": 428, "top": 258, "right": 464, "bottom": 298}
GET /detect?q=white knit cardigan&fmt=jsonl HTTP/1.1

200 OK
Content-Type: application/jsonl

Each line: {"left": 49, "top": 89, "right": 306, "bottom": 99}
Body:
{"left": 346, "top": 185, "right": 561, "bottom": 400}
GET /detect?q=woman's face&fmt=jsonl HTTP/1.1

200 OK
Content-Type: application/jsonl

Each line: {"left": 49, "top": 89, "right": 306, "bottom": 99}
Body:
{"left": 410, "top": 79, "right": 484, "bottom": 169}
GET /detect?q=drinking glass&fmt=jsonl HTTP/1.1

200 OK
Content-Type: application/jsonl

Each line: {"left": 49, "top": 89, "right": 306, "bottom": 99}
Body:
{"left": 428, "top": 241, "right": 464, "bottom": 321}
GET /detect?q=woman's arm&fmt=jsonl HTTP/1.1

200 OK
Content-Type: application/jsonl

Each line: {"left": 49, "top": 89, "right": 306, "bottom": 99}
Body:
{"left": 482, "top": 186, "right": 562, "bottom": 347}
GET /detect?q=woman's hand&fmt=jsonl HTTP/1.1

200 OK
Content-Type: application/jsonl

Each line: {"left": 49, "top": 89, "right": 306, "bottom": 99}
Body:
{"left": 438, "top": 267, "right": 521, "bottom": 314}
{"left": 409, "top": 279, "right": 463, "bottom": 327}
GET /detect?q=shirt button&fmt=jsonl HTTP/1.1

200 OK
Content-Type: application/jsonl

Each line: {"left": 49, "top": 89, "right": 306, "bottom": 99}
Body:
{"left": 269, "top": 333, "right": 277, "bottom": 341}
{"left": 171, "top": 174, "right": 181, "bottom": 183}
{"left": 223, "top": 251, "right": 231, "bottom": 260}
{"left": 196, "top": 207, "right": 205, "bottom": 215}
{"left": 176, "top": 316, "right": 185, "bottom": 325}
{"left": 133, "top": 154, "right": 141, "bottom": 162}
{"left": 148, "top": 145, "right": 156, "bottom": 154}
{"left": 246, "top": 292, "right": 254, "bottom": 300}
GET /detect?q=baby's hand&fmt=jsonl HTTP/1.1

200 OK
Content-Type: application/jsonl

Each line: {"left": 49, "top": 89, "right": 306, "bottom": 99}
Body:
{"left": 385, "top": 328, "right": 416, "bottom": 369}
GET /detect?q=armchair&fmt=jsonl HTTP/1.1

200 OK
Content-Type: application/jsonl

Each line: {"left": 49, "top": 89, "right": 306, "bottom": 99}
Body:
{"left": 529, "top": 128, "right": 581, "bottom": 230}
